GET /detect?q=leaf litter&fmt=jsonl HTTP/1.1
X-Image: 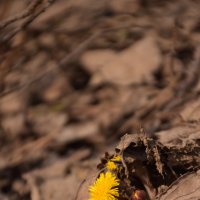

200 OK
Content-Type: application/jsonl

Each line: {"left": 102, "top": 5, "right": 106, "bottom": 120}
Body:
{"left": 1, "top": 0, "right": 200, "bottom": 200}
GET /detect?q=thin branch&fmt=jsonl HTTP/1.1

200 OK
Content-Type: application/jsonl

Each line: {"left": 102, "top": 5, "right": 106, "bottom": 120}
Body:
{"left": 74, "top": 179, "right": 86, "bottom": 200}
{"left": 59, "top": 24, "right": 151, "bottom": 69}
{"left": 0, "top": 24, "right": 150, "bottom": 97}
{"left": 1, "top": 0, "right": 55, "bottom": 43}
{"left": 59, "top": 32, "right": 101, "bottom": 68}
{"left": 0, "top": 0, "right": 43, "bottom": 30}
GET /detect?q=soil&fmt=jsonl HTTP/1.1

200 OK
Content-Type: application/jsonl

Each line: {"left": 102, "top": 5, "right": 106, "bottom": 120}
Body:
{"left": 1, "top": 0, "right": 200, "bottom": 200}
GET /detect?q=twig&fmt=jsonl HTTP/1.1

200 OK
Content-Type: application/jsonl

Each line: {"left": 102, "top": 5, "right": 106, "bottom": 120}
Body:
{"left": 2, "top": 0, "right": 54, "bottom": 43}
{"left": 0, "top": 24, "right": 150, "bottom": 97}
{"left": 74, "top": 179, "right": 86, "bottom": 200}
{"left": 0, "top": 67, "right": 51, "bottom": 98}
{"left": 0, "top": 0, "right": 43, "bottom": 30}
{"left": 59, "top": 32, "right": 101, "bottom": 68}
{"left": 59, "top": 24, "right": 151, "bottom": 69}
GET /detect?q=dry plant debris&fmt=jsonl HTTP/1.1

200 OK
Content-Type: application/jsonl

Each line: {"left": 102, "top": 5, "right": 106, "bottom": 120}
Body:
{"left": 1, "top": 0, "right": 200, "bottom": 200}
{"left": 82, "top": 132, "right": 200, "bottom": 200}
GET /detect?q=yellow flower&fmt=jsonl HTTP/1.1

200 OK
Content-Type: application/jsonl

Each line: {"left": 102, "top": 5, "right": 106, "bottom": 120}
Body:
{"left": 111, "top": 155, "right": 121, "bottom": 162}
{"left": 106, "top": 155, "right": 121, "bottom": 170}
{"left": 89, "top": 171, "right": 119, "bottom": 200}
{"left": 106, "top": 161, "right": 118, "bottom": 170}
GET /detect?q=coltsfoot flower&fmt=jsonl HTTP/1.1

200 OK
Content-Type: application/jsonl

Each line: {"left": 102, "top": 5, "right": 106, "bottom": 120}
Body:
{"left": 89, "top": 171, "right": 119, "bottom": 200}
{"left": 106, "top": 160, "right": 118, "bottom": 170}
{"left": 111, "top": 155, "right": 121, "bottom": 162}
{"left": 106, "top": 155, "right": 121, "bottom": 171}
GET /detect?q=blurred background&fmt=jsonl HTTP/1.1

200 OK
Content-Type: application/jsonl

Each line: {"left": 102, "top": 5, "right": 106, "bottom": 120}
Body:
{"left": 1, "top": 0, "right": 200, "bottom": 199}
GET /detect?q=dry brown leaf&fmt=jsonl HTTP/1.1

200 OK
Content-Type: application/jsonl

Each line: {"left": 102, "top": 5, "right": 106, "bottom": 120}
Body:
{"left": 180, "top": 99, "right": 200, "bottom": 122}
{"left": 1, "top": 113, "right": 27, "bottom": 137}
{"left": 56, "top": 121, "right": 100, "bottom": 145}
{"left": 28, "top": 106, "right": 68, "bottom": 136}
{"left": 109, "top": 0, "right": 140, "bottom": 14}
{"left": 155, "top": 125, "right": 200, "bottom": 147}
{"left": 0, "top": 91, "right": 27, "bottom": 114}
{"left": 157, "top": 170, "right": 200, "bottom": 200}
{"left": 24, "top": 149, "right": 91, "bottom": 200}
{"left": 81, "top": 35, "right": 162, "bottom": 86}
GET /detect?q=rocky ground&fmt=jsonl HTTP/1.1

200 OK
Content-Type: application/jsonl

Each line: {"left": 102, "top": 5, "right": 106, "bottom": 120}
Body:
{"left": 1, "top": 0, "right": 200, "bottom": 200}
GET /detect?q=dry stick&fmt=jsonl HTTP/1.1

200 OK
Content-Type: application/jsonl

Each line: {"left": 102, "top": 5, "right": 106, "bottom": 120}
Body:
{"left": 59, "top": 31, "right": 101, "bottom": 69}
{"left": 74, "top": 179, "right": 86, "bottom": 200}
{"left": 2, "top": 1, "right": 54, "bottom": 42}
{"left": 0, "top": 66, "right": 52, "bottom": 98}
{"left": 0, "top": 24, "right": 150, "bottom": 97}
{"left": 0, "top": 0, "right": 43, "bottom": 30}
{"left": 0, "top": 32, "right": 100, "bottom": 98}
{"left": 59, "top": 24, "right": 151, "bottom": 69}
{"left": 0, "top": 1, "right": 55, "bottom": 98}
